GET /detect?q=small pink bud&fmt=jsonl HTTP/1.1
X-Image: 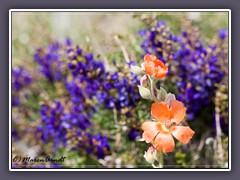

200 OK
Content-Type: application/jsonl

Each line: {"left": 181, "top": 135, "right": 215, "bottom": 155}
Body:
{"left": 140, "top": 75, "right": 149, "bottom": 87}
{"left": 165, "top": 93, "right": 176, "bottom": 107}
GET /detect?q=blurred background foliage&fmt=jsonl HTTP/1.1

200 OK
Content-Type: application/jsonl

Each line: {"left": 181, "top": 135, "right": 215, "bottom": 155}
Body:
{"left": 12, "top": 11, "right": 229, "bottom": 168}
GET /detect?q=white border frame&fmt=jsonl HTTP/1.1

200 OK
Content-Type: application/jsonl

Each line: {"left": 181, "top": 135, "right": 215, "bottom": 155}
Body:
{"left": 9, "top": 9, "right": 231, "bottom": 171}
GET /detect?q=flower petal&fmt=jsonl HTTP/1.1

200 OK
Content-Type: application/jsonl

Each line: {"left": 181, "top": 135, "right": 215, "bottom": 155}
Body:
{"left": 170, "top": 100, "right": 186, "bottom": 124}
{"left": 155, "top": 68, "right": 168, "bottom": 78}
{"left": 144, "top": 60, "right": 155, "bottom": 76}
{"left": 172, "top": 126, "right": 195, "bottom": 144}
{"left": 151, "top": 102, "right": 171, "bottom": 123}
{"left": 154, "top": 132, "right": 175, "bottom": 153}
{"left": 144, "top": 54, "right": 156, "bottom": 61}
{"left": 142, "top": 121, "right": 160, "bottom": 143}
{"left": 154, "top": 60, "right": 168, "bottom": 78}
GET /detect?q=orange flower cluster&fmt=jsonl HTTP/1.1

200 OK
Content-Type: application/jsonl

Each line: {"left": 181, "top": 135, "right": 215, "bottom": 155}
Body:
{"left": 132, "top": 54, "right": 195, "bottom": 155}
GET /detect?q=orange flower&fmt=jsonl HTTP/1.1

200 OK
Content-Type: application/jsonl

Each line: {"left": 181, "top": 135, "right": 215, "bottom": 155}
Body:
{"left": 143, "top": 54, "right": 168, "bottom": 78}
{"left": 142, "top": 100, "right": 195, "bottom": 153}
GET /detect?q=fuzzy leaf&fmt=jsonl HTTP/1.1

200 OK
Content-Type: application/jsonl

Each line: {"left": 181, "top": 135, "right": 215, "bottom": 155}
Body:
{"left": 130, "top": 65, "right": 143, "bottom": 75}
{"left": 156, "top": 87, "right": 167, "bottom": 102}
{"left": 138, "top": 86, "right": 152, "bottom": 100}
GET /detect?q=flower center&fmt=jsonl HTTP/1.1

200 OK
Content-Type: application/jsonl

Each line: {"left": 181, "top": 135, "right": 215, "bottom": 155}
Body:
{"left": 162, "top": 120, "right": 177, "bottom": 133}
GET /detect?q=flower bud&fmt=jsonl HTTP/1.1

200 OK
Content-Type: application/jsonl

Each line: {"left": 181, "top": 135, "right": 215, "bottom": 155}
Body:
{"left": 140, "top": 75, "right": 149, "bottom": 87}
{"left": 143, "top": 146, "right": 156, "bottom": 164}
{"left": 165, "top": 93, "right": 176, "bottom": 107}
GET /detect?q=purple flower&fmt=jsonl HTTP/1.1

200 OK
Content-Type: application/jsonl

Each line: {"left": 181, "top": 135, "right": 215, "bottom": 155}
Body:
{"left": 128, "top": 128, "right": 140, "bottom": 140}
{"left": 139, "top": 20, "right": 226, "bottom": 121}
{"left": 218, "top": 29, "right": 227, "bottom": 40}
{"left": 12, "top": 67, "right": 32, "bottom": 106}
{"left": 34, "top": 41, "right": 64, "bottom": 82}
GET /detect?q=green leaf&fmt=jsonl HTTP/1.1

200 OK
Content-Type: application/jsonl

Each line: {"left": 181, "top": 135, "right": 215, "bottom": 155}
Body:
{"left": 130, "top": 65, "right": 143, "bottom": 75}
{"left": 156, "top": 87, "right": 167, "bottom": 102}
{"left": 138, "top": 85, "right": 152, "bottom": 100}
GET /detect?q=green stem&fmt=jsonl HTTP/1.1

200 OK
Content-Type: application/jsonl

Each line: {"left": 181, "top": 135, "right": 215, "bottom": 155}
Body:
{"left": 148, "top": 75, "right": 157, "bottom": 102}
{"left": 158, "top": 150, "right": 164, "bottom": 168}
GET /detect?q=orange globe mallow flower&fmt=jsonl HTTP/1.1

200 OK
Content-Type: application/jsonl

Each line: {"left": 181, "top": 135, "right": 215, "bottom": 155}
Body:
{"left": 143, "top": 54, "right": 168, "bottom": 78}
{"left": 142, "top": 100, "right": 195, "bottom": 153}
